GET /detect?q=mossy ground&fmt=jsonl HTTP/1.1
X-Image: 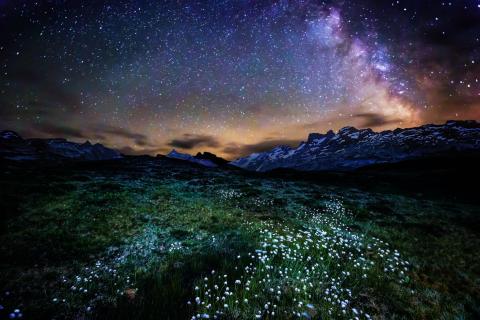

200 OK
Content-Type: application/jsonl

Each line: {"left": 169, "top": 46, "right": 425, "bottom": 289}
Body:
{"left": 0, "top": 158, "right": 478, "bottom": 319}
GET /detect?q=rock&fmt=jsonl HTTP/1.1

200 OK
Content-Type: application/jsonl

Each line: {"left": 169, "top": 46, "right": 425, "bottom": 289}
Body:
{"left": 124, "top": 288, "right": 137, "bottom": 300}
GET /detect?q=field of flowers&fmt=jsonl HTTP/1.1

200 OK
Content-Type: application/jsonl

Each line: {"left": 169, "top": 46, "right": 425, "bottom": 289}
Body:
{"left": 190, "top": 199, "right": 411, "bottom": 320}
{"left": 0, "top": 158, "right": 478, "bottom": 319}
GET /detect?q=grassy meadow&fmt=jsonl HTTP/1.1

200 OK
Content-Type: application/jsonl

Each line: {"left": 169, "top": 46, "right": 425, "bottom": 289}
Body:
{"left": 0, "top": 157, "right": 479, "bottom": 319}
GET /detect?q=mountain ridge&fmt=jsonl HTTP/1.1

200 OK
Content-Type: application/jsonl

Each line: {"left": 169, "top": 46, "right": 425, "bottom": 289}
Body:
{"left": 0, "top": 130, "right": 122, "bottom": 161}
{"left": 230, "top": 120, "right": 480, "bottom": 172}
{"left": 166, "top": 149, "right": 217, "bottom": 167}
{"left": 164, "top": 149, "right": 231, "bottom": 168}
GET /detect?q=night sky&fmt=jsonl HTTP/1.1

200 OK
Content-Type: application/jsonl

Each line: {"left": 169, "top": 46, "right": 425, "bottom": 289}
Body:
{"left": 1, "top": 0, "right": 479, "bottom": 159}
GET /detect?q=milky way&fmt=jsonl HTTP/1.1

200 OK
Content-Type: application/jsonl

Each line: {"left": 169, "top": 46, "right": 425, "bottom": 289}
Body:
{"left": 1, "top": 1, "right": 479, "bottom": 158}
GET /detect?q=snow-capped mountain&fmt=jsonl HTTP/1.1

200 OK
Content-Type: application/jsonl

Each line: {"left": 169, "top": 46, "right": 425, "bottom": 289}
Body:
{"left": 0, "top": 130, "right": 122, "bottom": 161}
{"left": 166, "top": 149, "right": 217, "bottom": 167}
{"left": 230, "top": 145, "right": 295, "bottom": 170}
{"left": 230, "top": 120, "right": 480, "bottom": 172}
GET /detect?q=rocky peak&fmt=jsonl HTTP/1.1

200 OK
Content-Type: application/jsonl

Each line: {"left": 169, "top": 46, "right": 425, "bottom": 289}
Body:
{"left": 307, "top": 130, "right": 335, "bottom": 144}
{"left": 338, "top": 126, "right": 359, "bottom": 136}
{"left": 167, "top": 149, "right": 180, "bottom": 156}
{"left": 195, "top": 151, "right": 229, "bottom": 166}
{"left": 273, "top": 145, "right": 293, "bottom": 151}
{"left": 166, "top": 149, "right": 217, "bottom": 167}
{"left": 0, "top": 130, "right": 23, "bottom": 140}
{"left": 167, "top": 149, "right": 191, "bottom": 161}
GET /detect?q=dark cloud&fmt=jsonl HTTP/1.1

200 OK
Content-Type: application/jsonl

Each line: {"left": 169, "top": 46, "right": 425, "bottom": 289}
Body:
{"left": 99, "top": 126, "right": 150, "bottom": 146}
{"left": 118, "top": 146, "right": 169, "bottom": 156}
{"left": 223, "top": 139, "right": 301, "bottom": 159}
{"left": 353, "top": 113, "right": 401, "bottom": 128}
{"left": 32, "top": 123, "right": 152, "bottom": 147}
{"left": 168, "top": 134, "right": 220, "bottom": 150}
{"left": 36, "top": 123, "right": 87, "bottom": 139}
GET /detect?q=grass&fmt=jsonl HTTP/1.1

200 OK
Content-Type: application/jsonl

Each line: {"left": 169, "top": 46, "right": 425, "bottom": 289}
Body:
{"left": 0, "top": 158, "right": 479, "bottom": 319}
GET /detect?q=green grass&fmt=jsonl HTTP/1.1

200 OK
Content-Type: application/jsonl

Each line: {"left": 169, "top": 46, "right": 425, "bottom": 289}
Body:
{"left": 0, "top": 159, "right": 479, "bottom": 319}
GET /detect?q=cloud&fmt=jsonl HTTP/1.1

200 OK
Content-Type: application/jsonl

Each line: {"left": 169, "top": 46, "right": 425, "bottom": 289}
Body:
{"left": 353, "top": 113, "right": 402, "bottom": 128}
{"left": 118, "top": 146, "right": 169, "bottom": 156}
{"left": 223, "top": 139, "right": 301, "bottom": 159}
{"left": 299, "top": 120, "right": 330, "bottom": 131}
{"left": 36, "top": 123, "right": 87, "bottom": 139}
{"left": 31, "top": 123, "right": 155, "bottom": 149}
{"left": 99, "top": 126, "right": 150, "bottom": 146}
{"left": 168, "top": 134, "right": 220, "bottom": 149}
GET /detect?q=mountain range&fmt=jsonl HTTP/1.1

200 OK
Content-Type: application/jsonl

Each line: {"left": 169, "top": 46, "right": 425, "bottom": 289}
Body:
{"left": 0, "top": 130, "right": 122, "bottom": 161}
{"left": 230, "top": 120, "right": 480, "bottom": 172}
{"left": 2, "top": 120, "right": 479, "bottom": 170}
{"left": 165, "top": 150, "right": 229, "bottom": 167}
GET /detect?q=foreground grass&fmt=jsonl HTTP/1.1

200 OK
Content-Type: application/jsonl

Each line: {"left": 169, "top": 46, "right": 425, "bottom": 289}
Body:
{"left": 0, "top": 159, "right": 478, "bottom": 319}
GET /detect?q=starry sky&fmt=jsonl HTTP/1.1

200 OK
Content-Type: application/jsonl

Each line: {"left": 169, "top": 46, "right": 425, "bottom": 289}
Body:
{"left": 1, "top": 0, "right": 479, "bottom": 159}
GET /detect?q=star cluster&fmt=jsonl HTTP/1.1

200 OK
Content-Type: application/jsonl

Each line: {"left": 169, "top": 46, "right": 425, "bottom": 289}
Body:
{"left": 0, "top": 0, "right": 479, "bottom": 158}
